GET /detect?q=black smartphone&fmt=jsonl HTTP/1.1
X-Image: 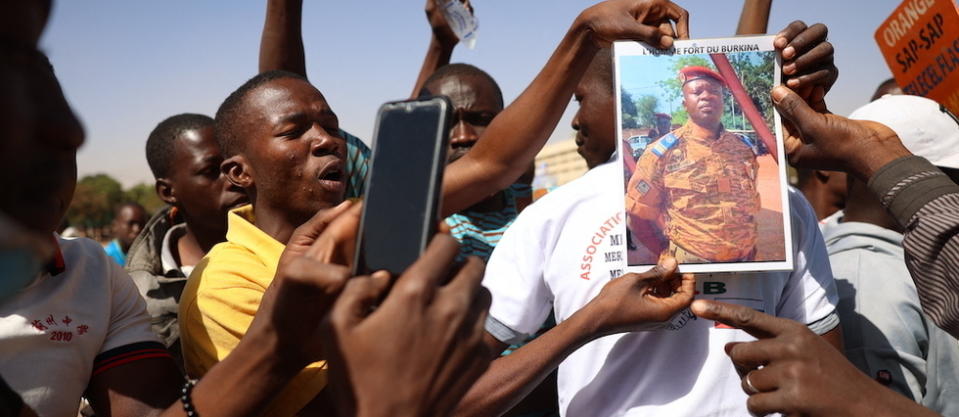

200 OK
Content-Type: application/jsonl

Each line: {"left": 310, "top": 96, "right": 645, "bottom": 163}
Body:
{"left": 353, "top": 96, "right": 452, "bottom": 276}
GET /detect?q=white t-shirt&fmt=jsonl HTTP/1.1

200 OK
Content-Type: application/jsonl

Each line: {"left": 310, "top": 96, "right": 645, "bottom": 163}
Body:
{"left": 483, "top": 162, "right": 839, "bottom": 417}
{"left": 0, "top": 236, "right": 164, "bottom": 417}
{"left": 161, "top": 223, "right": 194, "bottom": 277}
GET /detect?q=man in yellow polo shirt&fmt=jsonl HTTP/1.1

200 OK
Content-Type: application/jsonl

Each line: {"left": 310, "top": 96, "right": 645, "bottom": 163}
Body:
{"left": 178, "top": 69, "right": 350, "bottom": 415}
{"left": 180, "top": 206, "right": 327, "bottom": 415}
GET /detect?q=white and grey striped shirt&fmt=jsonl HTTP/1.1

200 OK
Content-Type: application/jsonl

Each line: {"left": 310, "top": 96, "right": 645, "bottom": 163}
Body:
{"left": 869, "top": 156, "right": 959, "bottom": 339}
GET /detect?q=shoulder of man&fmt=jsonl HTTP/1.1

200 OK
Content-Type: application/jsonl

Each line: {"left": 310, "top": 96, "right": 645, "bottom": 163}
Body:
{"left": 724, "top": 131, "right": 765, "bottom": 156}
{"left": 647, "top": 131, "right": 682, "bottom": 158}
{"left": 61, "top": 236, "right": 117, "bottom": 270}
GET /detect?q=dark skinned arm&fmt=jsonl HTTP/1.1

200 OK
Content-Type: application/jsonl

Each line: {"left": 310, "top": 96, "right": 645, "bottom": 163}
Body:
{"left": 820, "top": 325, "right": 843, "bottom": 351}
{"left": 735, "top": 0, "right": 772, "bottom": 35}
{"left": 85, "top": 357, "right": 182, "bottom": 417}
{"left": 259, "top": 0, "right": 306, "bottom": 76}
{"left": 692, "top": 300, "right": 941, "bottom": 417}
{"left": 440, "top": 0, "right": 689, "bottom": 218}
{"left": 456, "top": 259, "right": 696, "bottom": 417}
{"left": 409, "top": 0, "right": 463, "bottom": 98}
{"left": 85, "top": 338, "right": 307, "bottom": 417}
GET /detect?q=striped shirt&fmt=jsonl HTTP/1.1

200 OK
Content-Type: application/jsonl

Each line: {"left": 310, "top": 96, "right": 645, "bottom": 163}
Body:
{"left": 342, "top": 129, "right": 370, "bottom": 199}
{"left": 445, "top": 183, "right": 531, "bottom": 262}
{"left": 869, "top": 156, "right": 959, "bottom": 338}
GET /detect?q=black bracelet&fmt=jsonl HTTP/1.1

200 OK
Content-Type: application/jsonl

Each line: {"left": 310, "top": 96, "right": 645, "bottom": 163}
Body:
{"left": 181, "top": 378, "right": 199, "bottom": 417}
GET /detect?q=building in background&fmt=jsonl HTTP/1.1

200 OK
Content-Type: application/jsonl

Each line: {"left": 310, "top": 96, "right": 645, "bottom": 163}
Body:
{"left": 533, "top": 139, "right": 588, "bottom": 198}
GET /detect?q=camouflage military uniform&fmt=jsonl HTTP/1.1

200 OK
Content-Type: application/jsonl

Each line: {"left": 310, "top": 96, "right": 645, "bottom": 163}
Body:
{"left": 625, "top": 121, "right": 761, "bottom": 262}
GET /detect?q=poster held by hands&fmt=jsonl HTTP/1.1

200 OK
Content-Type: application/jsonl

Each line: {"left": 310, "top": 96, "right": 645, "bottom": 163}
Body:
{"left": 614, "top": 36, "right": 793, "bottom": 274}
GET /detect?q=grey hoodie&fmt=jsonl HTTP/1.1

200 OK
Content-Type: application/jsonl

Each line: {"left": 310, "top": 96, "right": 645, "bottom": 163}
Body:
{"left": 125, "top": 206, "right": 186, "bottom": 368}
{"left": 822, "top": 215, "right": 959, "bottom": 415}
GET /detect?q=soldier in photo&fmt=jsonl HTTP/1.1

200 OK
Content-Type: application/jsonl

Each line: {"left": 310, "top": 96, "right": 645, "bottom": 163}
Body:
{"left": 626, "top": 66, "right": 763, "bottom": 264}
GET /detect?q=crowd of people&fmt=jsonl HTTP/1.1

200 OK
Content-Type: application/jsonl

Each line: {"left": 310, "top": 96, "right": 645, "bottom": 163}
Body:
{"left": 2, "top": 0, "right": 959, "bottom": 416}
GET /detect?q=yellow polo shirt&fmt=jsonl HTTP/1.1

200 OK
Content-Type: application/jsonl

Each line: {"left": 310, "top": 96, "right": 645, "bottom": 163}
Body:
{"left": 179, "top": 205, "right": 326, "bottom": 416}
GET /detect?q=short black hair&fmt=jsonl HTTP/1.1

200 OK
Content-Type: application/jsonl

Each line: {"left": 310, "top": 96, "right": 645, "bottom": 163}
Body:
{"left": 583, "top": 48, "right": 613, "bottom": 96}
{"left": 145, "top": 113, "right": 214, "bottom": 179}
{"left": 420, "top": 63, "right": 504, "bottom": 108}
{"left": 215, "top": 70, "right": 310, "bottom": 157}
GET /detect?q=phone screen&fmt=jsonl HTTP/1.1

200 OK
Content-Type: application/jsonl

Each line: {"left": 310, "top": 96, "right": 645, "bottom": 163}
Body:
{"left": 354, "top": 98, "right": 450, "bottom": 276}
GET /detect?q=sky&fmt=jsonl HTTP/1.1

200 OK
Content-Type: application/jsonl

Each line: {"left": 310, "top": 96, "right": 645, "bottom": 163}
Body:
{"left": 41, "top": 0, "right": 911, "bottom": 187}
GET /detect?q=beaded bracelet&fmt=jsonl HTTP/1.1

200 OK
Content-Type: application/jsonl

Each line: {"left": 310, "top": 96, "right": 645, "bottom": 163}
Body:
{"left": 181, "top": 379, "right": 199, "bottom": 417}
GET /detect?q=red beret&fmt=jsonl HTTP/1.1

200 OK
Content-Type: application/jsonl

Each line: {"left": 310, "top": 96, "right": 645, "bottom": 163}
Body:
{"left": 679, "top": 66, "right": 725, "bottom": 86}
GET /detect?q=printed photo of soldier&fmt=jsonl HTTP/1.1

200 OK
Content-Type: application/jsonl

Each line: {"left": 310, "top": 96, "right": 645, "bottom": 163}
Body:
{"left": 617, "top": 44, "right": 788, "bottom": 268}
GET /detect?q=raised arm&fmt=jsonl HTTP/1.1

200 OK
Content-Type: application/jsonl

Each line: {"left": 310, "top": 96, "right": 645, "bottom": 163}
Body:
{"left": 440, "top": 0, "right": 688, "bottom": 217}
{"left": 409, "top": 0, "right": 464, "bottom": 98}
{"left": 736, "top": 0, "right": 772, "bottom": 35}
{"left": 259, "top": 0, "right": 307, "bottom": 76}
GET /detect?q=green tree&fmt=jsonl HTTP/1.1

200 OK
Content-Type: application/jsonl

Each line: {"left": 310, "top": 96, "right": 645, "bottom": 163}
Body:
{"left": 124, "top": 182, "right": 163, "bottom": 214}
{"left": 727, "top": 52, "right": 775, "bottom": 129}
{"left": 620, "top": 87, "right": 639, "bottom": 129}
{"left": 634, "top": 95, "right": 659, "bottom": 128}
{"left": 66, "top": 174, "right": 124, "bottom": 230}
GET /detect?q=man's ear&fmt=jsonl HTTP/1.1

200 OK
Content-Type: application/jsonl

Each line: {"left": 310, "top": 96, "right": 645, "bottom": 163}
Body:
{"left": 222, "top": 155, "right": 253, "bottom": 189}
{"left": 155, "top": 179, "right": 176, "bottom": 206}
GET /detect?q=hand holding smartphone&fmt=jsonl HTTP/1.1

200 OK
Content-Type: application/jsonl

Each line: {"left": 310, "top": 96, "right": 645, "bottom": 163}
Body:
{"left": 353, "top": 97, "right": 452, "bottom": 276}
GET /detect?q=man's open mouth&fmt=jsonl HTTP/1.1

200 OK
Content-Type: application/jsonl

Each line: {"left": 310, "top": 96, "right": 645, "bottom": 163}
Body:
{"left": 317, "top": 161, "right": 346, "bottom": 192}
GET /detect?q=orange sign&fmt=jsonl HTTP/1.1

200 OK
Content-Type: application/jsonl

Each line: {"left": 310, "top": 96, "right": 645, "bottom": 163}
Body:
{"left": 875, "top": 0, "right": 959, "bottom": 114}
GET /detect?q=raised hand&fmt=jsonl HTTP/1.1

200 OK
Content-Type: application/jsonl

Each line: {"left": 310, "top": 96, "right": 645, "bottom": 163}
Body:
{"left": 771, "top": 85, "right": 910, "bottom": 179}
{"left": 586, "top": 257, "right": 696, "bottom": 336}
{"left": 690, "top": 300, "right": 940, "bottom": 417}
{"left": 775, "top": 21, "right": 837, "bottom": 112}
{"left": 323, "top": 235, "right": 492, "bottom": 417}
{"left": 425, "top": 0, "right": 470, "bottom": 48}
{"left": 576, "top": 0, "right": 689, "bottom": 49}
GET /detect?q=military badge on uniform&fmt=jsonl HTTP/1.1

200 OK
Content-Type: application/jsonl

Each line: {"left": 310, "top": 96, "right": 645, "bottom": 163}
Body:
{"left": 665, "top": 148, "right": 687, "bottom": 172}
{"left": 634, "top": 180, "right": 651, "bottom": 196}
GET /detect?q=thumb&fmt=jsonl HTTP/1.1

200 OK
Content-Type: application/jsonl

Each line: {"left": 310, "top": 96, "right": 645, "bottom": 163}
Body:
{"left": 305, "top": 203, "right": 363, "bottom": 264}
{"left": 771, "top": 85, "right": 824, "bottom": 139}
{"left": 641, "top": 256, "right": 678, "bottom": 282}
{"left": 287, "top": 200, "right": 354, "bottom": 250}
{"left": 331, "top": 271, "right": 392, "bottom": 328}
{"left": 626, "top": 256, "right": 679, "bottom": 293}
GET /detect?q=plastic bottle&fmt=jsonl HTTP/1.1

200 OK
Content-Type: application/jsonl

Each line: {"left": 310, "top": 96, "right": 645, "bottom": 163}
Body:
{"left": 441, "top": 0, "right": 479, "bottom": 49}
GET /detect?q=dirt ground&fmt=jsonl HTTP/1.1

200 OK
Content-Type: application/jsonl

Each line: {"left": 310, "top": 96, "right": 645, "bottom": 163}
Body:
{"left": 755, "top": 153, "right": 786, "bottom": 262}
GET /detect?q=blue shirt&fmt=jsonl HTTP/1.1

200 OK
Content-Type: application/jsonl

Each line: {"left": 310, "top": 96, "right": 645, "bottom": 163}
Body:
{"left": 103, "top": 239, "right": 126, "bottom": 267}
